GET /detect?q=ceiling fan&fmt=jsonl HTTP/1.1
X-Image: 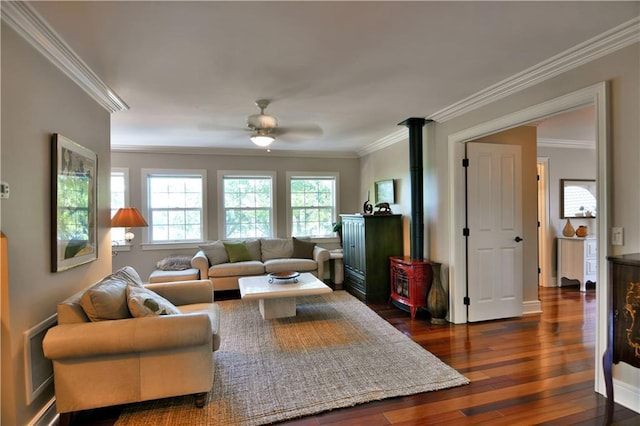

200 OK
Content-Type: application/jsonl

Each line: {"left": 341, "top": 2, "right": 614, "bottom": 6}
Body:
{"left": 245, "top": 99, "right": 322, "bottom": 148}
{"left": 247, "top": 99, "right": 278, "bottom": 147}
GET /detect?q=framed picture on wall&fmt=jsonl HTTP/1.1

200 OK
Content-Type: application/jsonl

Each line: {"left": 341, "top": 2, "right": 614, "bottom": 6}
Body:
{"left": 375, "top": 179, "right": 395, "bottom": 204}
{"left": 51, "top": 134, "right": 97, "bottom": 272}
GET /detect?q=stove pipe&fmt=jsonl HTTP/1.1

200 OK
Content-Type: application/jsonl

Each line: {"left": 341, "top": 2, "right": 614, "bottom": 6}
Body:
{"left": 398, "top": 117, "right": 428, "bottom": 260}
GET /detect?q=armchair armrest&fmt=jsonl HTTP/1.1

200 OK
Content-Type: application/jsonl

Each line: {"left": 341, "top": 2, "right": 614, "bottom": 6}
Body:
{"left": 43, "top": 313, "right": 212, "bottom": 360}
{"left": 313, "top": 246, "right": 330, "bottom": 280}
{"left": 144, "top": 279, "right": 213, "bottom": 304}
{"left": 191, "top": 250, "right": 210, "bottom": 281}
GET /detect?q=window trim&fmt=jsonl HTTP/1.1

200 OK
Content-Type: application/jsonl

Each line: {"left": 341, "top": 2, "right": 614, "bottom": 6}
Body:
{"left": 217, "top": 170, "right": 277, "bottom": 239}
{"left": 286, "top": 171, "right": 340, "bottom": 238}
{"left": 111, "top": 167, "right": 130, "bottom": 251}
{"left": 141, "top": 168, "right": 208, "bottom": 246}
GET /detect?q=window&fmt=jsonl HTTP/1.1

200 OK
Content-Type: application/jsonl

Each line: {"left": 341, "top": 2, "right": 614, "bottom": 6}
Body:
{"left": 219, "top": 171, "right": 275, "bottom": 239}
{"left": 110, "top": 168, "right": 128, "bottom": 244}
{"left": 288, "top": 173, "right": 339, "bottom": 237}
{"left": 143, "top": 169, "right": 206, "bottom": 243}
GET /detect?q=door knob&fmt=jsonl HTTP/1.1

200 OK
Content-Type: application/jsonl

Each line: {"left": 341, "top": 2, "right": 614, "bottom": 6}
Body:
{"left": 514, "top": 236, "right": 523, "bottom": 242}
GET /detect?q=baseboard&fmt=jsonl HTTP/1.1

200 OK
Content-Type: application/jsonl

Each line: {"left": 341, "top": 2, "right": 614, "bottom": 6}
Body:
{"left": 27, "top": 397, "right": 57, "bottom": 426}
{"left": 522, "top": 299, "right": 542, "bottom": 315}
{"left": 614, "top": 378, "right": 640, "bottom": 414}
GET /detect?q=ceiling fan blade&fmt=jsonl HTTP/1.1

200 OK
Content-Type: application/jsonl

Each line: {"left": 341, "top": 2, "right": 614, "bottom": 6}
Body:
{"left": 272, "top": 124, "right": 323, "bottom": 137}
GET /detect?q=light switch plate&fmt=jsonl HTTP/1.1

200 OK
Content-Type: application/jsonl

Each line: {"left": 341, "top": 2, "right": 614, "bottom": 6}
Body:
{"left": 612, "top": 227, "right": 623, "bottom": 246}
{"left": 0, "top": 181, "right": 9, "bottom": 199}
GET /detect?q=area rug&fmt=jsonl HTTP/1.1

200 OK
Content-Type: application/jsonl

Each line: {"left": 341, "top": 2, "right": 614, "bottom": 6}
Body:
{"left": 116, "top": 290, "right": 469, "bottom": 426}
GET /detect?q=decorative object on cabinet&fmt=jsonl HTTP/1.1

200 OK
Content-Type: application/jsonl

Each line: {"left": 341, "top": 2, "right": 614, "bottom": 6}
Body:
{"left": 562, "top": 218, "right": 575, "bottom": 237}
{"left": 604, "top": 254, "right": 640, "bottom": 425}
{"left": 362, "top": 191, "right": 373, "bottom": 215}
{"left": 560, "top": 179, "right": 596, "bottom": 218}
{"left": 51, "top": 133, "right": 97, "bottom": 272}
{"left": 341, "top": 214, "right": 403, "bottom": 302}
{"left": 390, "top": 257, "right": 433, "bottom": 320}
{"left": 576, "top": 225, "right": 588, "bottom": 238}
{"left": 427, "top": 262, "right": 448, "bottom": 324}
{"left": 374, "top": 202, "right": 392, "bottom": 215}
{"left": 374, "top": 179, "right": 395, "bottom": 204}
{"left": 557, "top": 237, "right": 597, "bottom": 292}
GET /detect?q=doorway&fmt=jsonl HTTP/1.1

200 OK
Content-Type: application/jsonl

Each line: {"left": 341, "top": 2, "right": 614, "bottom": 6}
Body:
{"left": 447, "top": 81, "right": 609, "bottom": 394}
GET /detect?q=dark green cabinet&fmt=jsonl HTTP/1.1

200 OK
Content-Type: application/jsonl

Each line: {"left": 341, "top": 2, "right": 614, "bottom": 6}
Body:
{"left": 340, "top": 214, "right": 403, "bottom": 302}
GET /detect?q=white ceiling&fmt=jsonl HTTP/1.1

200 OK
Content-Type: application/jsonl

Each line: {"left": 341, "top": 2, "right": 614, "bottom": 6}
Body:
{"left": 27, "top": 1, "right": 639, "bottom": 155}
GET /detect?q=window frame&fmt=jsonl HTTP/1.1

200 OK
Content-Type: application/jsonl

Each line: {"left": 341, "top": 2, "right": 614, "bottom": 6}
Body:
{"left": 217, "top": 170, "right": 277, "bottom": 239}
{"left": 141, "top": 168, "right": 208, "bottom": 247}
{"left": 110, "top": 167, "right": 129, "bottom": 250}
{"left": 286, "top": 171, "right": 340, "bottom": 238}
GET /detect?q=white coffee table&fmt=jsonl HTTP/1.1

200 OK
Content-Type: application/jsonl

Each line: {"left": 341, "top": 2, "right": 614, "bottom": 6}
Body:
{"left": 238, "top": 272, "right": 332, "bottom": 319}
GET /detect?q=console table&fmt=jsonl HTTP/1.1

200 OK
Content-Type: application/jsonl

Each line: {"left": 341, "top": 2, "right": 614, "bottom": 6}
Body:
{"left": 604, "top": 254, "right": 640, "bottom": 424}
{"left": 557, "top": 237, "right": 597, "bottom": 291}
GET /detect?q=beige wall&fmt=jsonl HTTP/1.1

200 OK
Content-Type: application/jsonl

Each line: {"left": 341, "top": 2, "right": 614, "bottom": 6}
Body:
{"left": 111, "top": 151, "right": 361, "bottom": 280}
{"left": 1, "top": 25, "right": 113, "bottom": 425}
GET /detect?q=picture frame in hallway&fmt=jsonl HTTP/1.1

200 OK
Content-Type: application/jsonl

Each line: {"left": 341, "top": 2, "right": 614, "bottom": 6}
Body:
{"left": 560, "top": 179, "right": 596, "bottom": 219}
{"left": 375, "top": 179, "right": 395, "bottom": 204}
{"left": 51, "top": 134, "right": 97, "bottom": 272}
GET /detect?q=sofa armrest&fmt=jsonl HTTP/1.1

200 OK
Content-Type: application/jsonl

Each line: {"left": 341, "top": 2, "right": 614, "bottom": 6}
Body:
{"left": 43, "top": 313, "right": 212, "bottom": 360}
{"left": 313, "top": 246, "right": 330, "bottom": 280}
{"left": 144, "top": 279, "right": 213, "bottom": 304}
{"left": 192, "top": 250, "right": 209, "bottom": 281}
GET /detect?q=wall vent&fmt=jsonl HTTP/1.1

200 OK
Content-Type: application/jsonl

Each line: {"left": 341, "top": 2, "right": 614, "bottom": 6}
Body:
{"left": 24, "top": 314, "right": 57, "bottom": 404}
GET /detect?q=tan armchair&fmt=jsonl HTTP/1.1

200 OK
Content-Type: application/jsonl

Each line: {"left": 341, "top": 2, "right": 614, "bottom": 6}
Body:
{"left": 43, "top": 267, "right": 220, "bottom": 424}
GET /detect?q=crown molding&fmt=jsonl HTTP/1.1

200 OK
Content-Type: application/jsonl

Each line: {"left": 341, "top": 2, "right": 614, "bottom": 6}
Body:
{"left": 1, "top": 1, "right": 128, "bottom": 113}
{"left": 537, "top": 138, "right": 595, "bottom": 149}
{"left": 357, "top": 128, "right": 408, "bottom": 157}
{"left": 111, "top": 144, "right": 360, "bottom": 159}
{"left": 428, "top": 17, "right": 639, "bottom": 123}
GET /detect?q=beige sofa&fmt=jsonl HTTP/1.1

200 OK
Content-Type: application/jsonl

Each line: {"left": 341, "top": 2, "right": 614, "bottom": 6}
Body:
{"left": 192, "top": 237, "right": 330, "bottom": 291}
{"left": 42, "top": 267, "right": 220, "bottom": 422}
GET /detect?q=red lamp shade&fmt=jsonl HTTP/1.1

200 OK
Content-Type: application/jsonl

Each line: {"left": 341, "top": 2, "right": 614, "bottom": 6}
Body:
{"left": 111, "top": 208, "right": 148, "bottom": 228}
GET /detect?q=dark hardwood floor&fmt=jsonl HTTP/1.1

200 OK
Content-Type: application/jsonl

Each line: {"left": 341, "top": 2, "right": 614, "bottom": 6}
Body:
{"left": 65, "top": 286, "right": 639, "bottom": 425}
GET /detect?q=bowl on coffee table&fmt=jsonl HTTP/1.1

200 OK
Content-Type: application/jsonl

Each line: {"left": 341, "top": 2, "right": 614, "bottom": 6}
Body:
{"left": 268, "top": 271, "right": 299, "bottom": 283}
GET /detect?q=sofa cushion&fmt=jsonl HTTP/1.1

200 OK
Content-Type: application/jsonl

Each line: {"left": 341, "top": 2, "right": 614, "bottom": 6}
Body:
{"left": 292, "top": 237, "right": 316, "bottom": 259}
{"left": 245, "top": 239, "right": 262, "bottom": 261}
{"left": 126, "top": 285, "right": 181, "bottom": 317}
{"left": 80, "top": 277, "right": 132, "bottom": 322}
{"left": 156, "top": 255, "right": 193, "bottom": 271}
{"left": 223, "top": 241, "right": 253, "bottom": 262}
{"left": 199, "top": 241, "right": 229, "bottom": 265}
{"left": 209, "top": 261, "right": 265, "bottom": 277}
{"left": 264, "top": 258, "right": 317, "bottom": 274}
{"left": 112, "top": 266, "right": 144, "bottom": 287}
{"left": 261, "top": 238, "right": 293, "bottom": 261}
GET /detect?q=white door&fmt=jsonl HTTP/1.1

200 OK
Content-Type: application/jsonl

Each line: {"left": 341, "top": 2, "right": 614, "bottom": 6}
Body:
{"left": 466, "top": 142, "right": 523, "bottom": 322}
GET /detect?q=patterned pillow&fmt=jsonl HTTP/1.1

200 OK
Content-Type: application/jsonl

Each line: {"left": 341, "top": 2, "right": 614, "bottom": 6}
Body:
{"left": 156, "top": 255, "right": 193, "bottom": 271}
{"left": 126, "top": 285, "right": 181, "bottom": 317}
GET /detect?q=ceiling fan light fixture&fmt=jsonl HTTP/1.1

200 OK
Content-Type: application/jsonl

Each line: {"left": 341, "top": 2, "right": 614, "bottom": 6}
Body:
{"left": 250, "top": 129, "right": 275, "bottom": 147}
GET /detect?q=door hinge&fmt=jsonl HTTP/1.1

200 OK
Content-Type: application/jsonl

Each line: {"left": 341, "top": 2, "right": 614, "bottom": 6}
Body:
{"left": 537, "top": 174, "right": 540, "bottom": 181}
{"left": 462, "top": 158, "right": 469, "bottom": 167}
{"left": 538, "top": 267, "right": 541, "bottom": 274}
{"left": 538, "top": 221, "right": 541, "bottom": 227}
{"left": 463, "top": 227, "right": 470, "bottom": 237}
{"left": 463, "top": 296, "right": 470, "bottom": 305}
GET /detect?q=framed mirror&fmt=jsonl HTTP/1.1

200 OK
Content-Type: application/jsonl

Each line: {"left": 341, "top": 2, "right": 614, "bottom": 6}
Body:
{"left": 560, "top": 179, "right": 596, "bottom": 218}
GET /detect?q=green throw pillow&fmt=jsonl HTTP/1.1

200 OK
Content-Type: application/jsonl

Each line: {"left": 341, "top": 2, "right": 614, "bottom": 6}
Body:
{"left": 223, "top": 241, "right": 252, "bottom": 263}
